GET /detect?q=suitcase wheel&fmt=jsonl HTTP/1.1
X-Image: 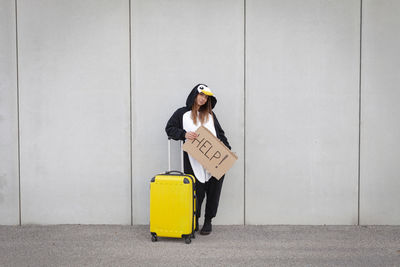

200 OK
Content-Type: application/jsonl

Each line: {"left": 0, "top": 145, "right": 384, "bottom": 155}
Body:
{"left": 151, "top": 233, "right": 158, "bottom": 242}
{"left": 184, "top": 236, "right": 191, "bottom": 244}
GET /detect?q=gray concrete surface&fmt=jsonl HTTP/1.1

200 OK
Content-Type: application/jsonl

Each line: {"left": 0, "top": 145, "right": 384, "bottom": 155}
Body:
{"left": 360, "top": 0, "right": 400, "bottom": 225}
{"left": 2, "top": 0, "right": 400, "bottom": 226}
{"left": 0, "top": 225, "right": 399, "bottom": 266}
{"left": 246, "top": 0, "right": 360, "bottom": 225}
{"left": 0, "top": 0, "right": 19, "bottom": 225}
{"left": 17, "top": 0, "right": 131, "bottom": 224}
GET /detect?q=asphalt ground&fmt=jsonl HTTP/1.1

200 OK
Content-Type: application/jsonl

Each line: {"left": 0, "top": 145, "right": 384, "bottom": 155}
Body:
{"left": 0, "top": 225, "right": 399, "bottom": 266}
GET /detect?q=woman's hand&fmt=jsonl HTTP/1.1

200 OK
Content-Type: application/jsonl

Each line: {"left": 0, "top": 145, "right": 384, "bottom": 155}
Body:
{"left": 185, "top": 131, "right": 198, "bottom": 140}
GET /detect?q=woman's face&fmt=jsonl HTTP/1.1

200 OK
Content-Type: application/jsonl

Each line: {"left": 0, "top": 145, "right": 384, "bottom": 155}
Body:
{"left": 196, "top": 93, "right": 208, "bottom": 106}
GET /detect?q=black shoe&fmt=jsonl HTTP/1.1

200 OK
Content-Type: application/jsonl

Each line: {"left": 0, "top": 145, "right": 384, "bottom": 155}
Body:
{"left": 200, "top": 219, "right": 212, "bottom": 235}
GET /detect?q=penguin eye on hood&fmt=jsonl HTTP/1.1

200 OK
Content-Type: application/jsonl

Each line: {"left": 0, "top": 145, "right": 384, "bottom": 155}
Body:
{"left": 199, "top": 85, "right": 204, "bottom": 90}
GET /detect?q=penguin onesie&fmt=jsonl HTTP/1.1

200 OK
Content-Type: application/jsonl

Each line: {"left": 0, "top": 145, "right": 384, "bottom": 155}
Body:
{"left": 165, "top": 84, "right": 231, "bottom": 234}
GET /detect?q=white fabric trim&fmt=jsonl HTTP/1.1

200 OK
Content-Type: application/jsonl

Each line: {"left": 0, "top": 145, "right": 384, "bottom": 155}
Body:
{"left": 182, "top": 111, "right": 216, "bottom": 183}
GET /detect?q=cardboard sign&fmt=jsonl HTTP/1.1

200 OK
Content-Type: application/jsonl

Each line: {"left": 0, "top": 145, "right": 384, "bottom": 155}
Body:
{"left": 182, "top": 126, "right": 237, "bottom": 179}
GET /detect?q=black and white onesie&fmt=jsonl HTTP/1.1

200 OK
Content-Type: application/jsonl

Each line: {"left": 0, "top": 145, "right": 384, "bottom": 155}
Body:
{"left": 165, "top": 84, "right": 231, "bottom": 220}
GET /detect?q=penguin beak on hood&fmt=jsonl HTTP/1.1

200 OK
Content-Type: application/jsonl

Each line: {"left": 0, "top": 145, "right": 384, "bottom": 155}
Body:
{"left": 197, "top": 85, "right": 214, "bottom": 96}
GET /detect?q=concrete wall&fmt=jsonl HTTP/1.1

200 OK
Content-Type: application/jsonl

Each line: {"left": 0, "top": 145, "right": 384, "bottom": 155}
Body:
{"left": 0, "top": 0, "right": 20, "bottom": 225}
{"left": 17, "top": 0, "right": 131, "bottom": 224}
{"left": 360, "top": 0, "right": 400, "bottom": 224}
{"left": 0, "top": 0, "right": 399, "bottom": 225}
{"left": 131, "top": 0, "right": 244, "bottom": 225}
{"left": 245, "top": 0, "right": 360, "bottom": 225}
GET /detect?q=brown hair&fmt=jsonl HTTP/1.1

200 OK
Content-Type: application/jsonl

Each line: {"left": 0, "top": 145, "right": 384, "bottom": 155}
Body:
{"left": 192, "top": 98, "right": 212, "bottom": 125}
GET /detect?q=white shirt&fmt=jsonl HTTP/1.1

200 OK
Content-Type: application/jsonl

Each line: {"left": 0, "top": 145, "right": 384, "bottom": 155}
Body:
{"left": 182, "top": 111, "right": 217, "bottom": 183}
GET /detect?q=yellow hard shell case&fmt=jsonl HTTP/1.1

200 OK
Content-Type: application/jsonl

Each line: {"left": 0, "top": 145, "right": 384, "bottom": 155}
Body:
{"left": 150, "top": 171, "right": 196, "bottom": 243}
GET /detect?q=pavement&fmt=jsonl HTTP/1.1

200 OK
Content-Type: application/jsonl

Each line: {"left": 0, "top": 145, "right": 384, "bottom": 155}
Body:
{"left": 0, "top": 225, "right": 399, "bottom": 266}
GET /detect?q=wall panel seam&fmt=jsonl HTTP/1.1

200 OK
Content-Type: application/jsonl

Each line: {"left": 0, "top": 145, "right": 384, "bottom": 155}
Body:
{"left": 357, "top": 0, "right": 363, "bottom": 226}
{"left": 243, "top": 0, "right": 247, "bottom": 226}
{"left": 15, "top": 0, "right": 22, "bottom": 226}
{"left": 129, "top": 0, "right": 133, "bottom": 226}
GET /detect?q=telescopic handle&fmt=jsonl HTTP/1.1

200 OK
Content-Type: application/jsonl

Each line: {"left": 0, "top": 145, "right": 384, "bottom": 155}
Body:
{"left": 168, "top": 137, "right": 184, "bottom": 172}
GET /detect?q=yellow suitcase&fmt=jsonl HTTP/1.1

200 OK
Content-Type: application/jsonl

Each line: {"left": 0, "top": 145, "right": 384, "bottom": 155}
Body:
{"left": 150, "top": 139, "right": 196, "bottom": 244}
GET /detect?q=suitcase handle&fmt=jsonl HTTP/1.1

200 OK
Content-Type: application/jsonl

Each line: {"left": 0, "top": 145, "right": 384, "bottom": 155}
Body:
{"left": 168, "top": 137, "right": 184, "bottom": 172}
{"left": 165, "top": 170, "right": 185, "bottom": 175}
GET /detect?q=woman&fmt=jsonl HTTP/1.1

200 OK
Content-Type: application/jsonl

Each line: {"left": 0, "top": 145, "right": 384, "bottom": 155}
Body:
{"left": 165, "top": 83, "right": 231, "bottom": 235}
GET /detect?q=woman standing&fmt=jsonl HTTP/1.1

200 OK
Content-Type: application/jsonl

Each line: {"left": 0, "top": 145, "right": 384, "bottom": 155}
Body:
{"left": 165, "top": 83, "right": 231, "bottom": 235}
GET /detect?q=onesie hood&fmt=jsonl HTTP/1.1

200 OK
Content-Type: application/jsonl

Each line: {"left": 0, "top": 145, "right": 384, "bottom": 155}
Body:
{"left": 186, "top": 83, "right": 217, "bottom": 109}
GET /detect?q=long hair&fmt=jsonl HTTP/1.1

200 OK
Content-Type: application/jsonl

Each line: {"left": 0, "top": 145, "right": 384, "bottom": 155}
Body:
{"left": 192, "top": 98, "right": 212, "bottom": 125}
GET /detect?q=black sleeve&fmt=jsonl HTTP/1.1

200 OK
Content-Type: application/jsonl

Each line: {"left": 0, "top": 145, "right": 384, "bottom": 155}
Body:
{"left": 213, "top": 113, "right": 231, "bottom": 150}
{"left": 165, "top": 108, "right": 186, "bottom": 141}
